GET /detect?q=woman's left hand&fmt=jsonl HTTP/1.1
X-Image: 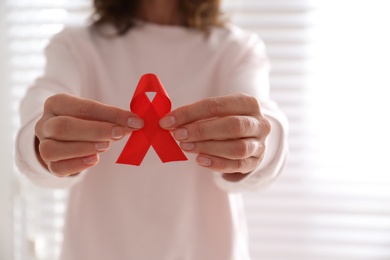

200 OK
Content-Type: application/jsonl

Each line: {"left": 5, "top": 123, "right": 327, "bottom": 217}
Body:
{"left": 159, "top": 93, "right": 271, "bottom": 176}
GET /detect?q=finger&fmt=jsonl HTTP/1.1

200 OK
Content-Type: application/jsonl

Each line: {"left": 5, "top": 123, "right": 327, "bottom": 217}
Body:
{"left": 39, "top": 139, "right": 110, "bottom": 162}
{"left": 180, "top": 138, "right": 264, "bottom": 160}
{"left": 48, "top": 154, "right": 100, "bottom": 177}
{"left": 160, "top": 93, "right": 261, "bottom": 129}
{"left": 44, "top": 94, "right": 143, "bottom": 128}
{"left": 39, "top": 116, "right": 128, "bottom": 141}
{"left": 195, "top": 154, "right": 261, "bottom": 174}
{"left": 172, "top": 116, "right": 262, "bottom": 142}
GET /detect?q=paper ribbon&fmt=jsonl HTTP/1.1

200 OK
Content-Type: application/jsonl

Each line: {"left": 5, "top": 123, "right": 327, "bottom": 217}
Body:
{"left": 116, "top": 73, "right": 188, "bottom": 165}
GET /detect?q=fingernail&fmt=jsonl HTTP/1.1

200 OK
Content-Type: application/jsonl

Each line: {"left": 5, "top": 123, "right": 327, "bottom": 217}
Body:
{"left": 173, "top": 128, "right": 188, "bottom": 140}
{"left": 127, "top": 117, "right": 144, "bottom": 129}
{"left": 197, "top": 156, "right": 211, "bottom": 166}
{"left": 84, "top": 154, "right": 99, "bottom": 165}
{"left": 112, "top": 126, "right": 125, "bottom": 140}
{"left": 95, "top": 142, "right": 110, "bottom": 152}
{"left": 160, "top": 116, "right": 175, "bottom": 128}
{"left": 180, "top": 142, "right": 194, "bottom": 151}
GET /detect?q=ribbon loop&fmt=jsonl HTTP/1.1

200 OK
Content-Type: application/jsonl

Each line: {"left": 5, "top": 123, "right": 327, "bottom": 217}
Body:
{"left": 116, "top": 74, "right": 188, "bottom": 166}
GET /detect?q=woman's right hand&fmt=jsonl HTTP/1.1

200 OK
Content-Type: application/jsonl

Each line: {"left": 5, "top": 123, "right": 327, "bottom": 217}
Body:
{"left": 34, "top": 94, "right": 144, "bottom": 177}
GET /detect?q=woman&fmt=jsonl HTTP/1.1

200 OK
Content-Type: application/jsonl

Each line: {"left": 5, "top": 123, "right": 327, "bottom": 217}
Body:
{"left": 16, "top": 0, "right": 288, "bottom": 259}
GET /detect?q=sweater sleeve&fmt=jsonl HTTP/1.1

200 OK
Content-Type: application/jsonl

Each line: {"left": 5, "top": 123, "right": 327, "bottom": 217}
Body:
{"left": 15, "top": 29, "right": 87, "bottom": 189}
{"left": 213, "top": 29, "right": 289, "bottom": 192}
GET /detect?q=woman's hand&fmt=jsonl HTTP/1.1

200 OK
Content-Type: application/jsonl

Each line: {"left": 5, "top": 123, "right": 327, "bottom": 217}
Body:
{"left": 35, "top": 94, "right": 144, "bottom": 177}
{"left": 160, "top": 93, "right": 271, "bottom": 178}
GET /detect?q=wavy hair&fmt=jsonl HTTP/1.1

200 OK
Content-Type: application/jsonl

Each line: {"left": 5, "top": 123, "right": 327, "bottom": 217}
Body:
{"left": 92, "top": 0, "right": 225, "bottom": 35}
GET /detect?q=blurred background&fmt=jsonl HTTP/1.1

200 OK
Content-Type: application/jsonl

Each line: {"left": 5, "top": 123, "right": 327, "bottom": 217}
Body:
{"left": 1, "top": 0, "right": 390, "bottom": 259}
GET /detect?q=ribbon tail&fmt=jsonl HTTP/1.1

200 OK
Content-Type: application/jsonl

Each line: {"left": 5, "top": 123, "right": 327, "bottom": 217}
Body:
{"left": 152, "top": 130, "right": 188, "bottom": 163}
{"left": 116, "top": 131, "right": 151, "bottom": 166}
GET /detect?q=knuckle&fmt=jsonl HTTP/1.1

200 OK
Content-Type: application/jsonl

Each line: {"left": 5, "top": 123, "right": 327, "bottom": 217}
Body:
{"left": 44, "top": 94, "right": 67, "bottom": 111}
{"left": 49, "top": 161, "right": 83, "bottom": 178}
{"left": 239, "top": 157, "right": 253, "bottom": 173}
{"left": 207, "top": 97, "right": 224, "bottom": 116}
{"left": 93, "top": 124, "right": 111, "bottom": 139}
{"left": 218, "top": 158, "right": 236, "bottom": 173}
{"left": 228, "top": 117, "right": 248, "bottom": 135}
{"left": 35, "top": 118, "right": 45, "bottom": 138}
{"left": 48, "top": 162, "right": 79, "bottom": 177}
{"left": 101, "top": 106, "right": 123, "bottom": 125}
{"left": 111, "top": 110, "right": 123, "bottom": 124}
{"left": 38, "top": 139, "right": 55, "bottom": 161}
{"left": 232, "top": 140, "right": 252, "bottom": 158}
{"left": 194, "top": 123, "right": 205, "bottom": 139}
{"left": 239, "top": 93, "right": 260, "bottom": 112}
{"left": 233, "top": 140, "right": 259, "bottom": 159}
{"left": 248, "top": 95, "right": 261, "bottom": 111}
{"left": 177, "top": 107, "right": 191, "bottom": 123}
{"left": 47, "top": 162, "right": 65, "bottom": 177}
{"left": 75, "top": 99, "right": 93, "bottom": 118}
{"left": 214, "top": 157, "right": 249, "bottom": 173}
{"left": 92, "top": 125, "right": 105, "bottom": 138}
{"left": 43, "top": 95, "right": 57, "bottom": 111}
{"left": 260, "top": 117, "right": 271, "bottom": 136}
{"left": 258, "top": 142, "right": 266, "bottom": 159}
{"left": 43, "top": 117, "right": 69, "bottom": 138}
{"left": 234, "top": 159, "right": 246, "bottom": 171}
{"left": 234, "top": 92, "right": 257, "bottom": 106}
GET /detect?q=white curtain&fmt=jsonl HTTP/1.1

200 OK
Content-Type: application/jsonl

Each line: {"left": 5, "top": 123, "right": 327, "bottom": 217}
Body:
{"left": 6, "top": 1, "right": 91, "bottom": 259}
{"left": 2, "top": 0, "right": 390, "bottom": 259}
{"left": 238, "top": 0, "right": 390, "bottom": 259}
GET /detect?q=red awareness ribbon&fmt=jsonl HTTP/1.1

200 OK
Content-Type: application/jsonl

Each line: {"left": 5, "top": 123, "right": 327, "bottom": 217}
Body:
{"left": 116, "top": 73, "right": 188, "bottom": 165}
